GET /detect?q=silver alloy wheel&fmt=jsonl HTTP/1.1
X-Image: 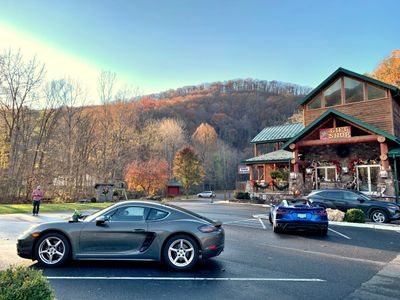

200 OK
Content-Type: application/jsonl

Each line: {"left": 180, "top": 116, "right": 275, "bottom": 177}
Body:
{"left": 38, "top": 237, "right": 65, "bottom": 265}
{"left": 372, "top": 211, "right": 386, "bottom": 223}
{"left": 167, "top": 239, "right": 194, "bottom": 268}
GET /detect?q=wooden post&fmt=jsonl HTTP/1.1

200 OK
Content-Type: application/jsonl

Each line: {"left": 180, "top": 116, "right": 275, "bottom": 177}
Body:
{"left": 257, "top": 166, "right": 260, "bottom": 181}
{"left": 253, "top": 144, "right": 257, "bottom": 157}
{"left": 379, "top": 138, "right": 389, "bottom": 170}
{"left": 264, "top": 164, "right": 267, "bottom": 182}
{"left": 293, "top": 148, "right": 299, "bottom": 173}
{"left": 249, "top": 166, "right": 253, "bottom": 181}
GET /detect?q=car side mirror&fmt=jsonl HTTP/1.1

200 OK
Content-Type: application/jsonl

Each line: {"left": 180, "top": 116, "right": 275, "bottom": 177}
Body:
{"left": 357, "top": 198, "right": 365, "bottom": 203}
{"left": 96, "top": 216, "right": 107, "bottom": 225}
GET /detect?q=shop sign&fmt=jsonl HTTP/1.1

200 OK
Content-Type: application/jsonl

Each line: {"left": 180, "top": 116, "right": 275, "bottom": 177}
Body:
{"left": 238, "top": 165, "right": 250, "bottom": 174}
{"left": 320, "top": 126, "right": 351, "bottom": 140}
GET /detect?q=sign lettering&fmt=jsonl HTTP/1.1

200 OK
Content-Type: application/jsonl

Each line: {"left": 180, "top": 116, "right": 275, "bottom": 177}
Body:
{"left": 238, "top": 165, "right": 250, "bottom": 174}
{"left": 320, "top": 126, "right": 351, "bottom": 140}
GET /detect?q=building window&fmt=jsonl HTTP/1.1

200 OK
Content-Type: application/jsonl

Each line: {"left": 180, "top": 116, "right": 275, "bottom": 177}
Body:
{"left": 344, "top": 77, "right": 364, "bottom": 103}
{"left": 356, "top": 165, "right": 380, "bottom": 194}
{"left": 307, "top": 94, "right": 322, "bottom": 109}
{"left": 324, "top": 79, "right": 342, "bottom": 107}
{"left": 367, "top": 84, "right": 386, "bottom": 100}
{"left": 316, "top": 166, "right": 337, "bottom": 182}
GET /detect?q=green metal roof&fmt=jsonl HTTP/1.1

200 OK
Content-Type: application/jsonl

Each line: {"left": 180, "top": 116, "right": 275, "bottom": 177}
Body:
{"left": 388, "top": 148, "right": 400, "bottom": 158}
{"left": 167, "top": 180, "right": 183, "bottom": 187}
{"left": 251, "top": 123, "right": 304, "bottom": 144}
{"left": 299, "top": 67, "right": 400, "bottom": 106}
{"left": 282, "top": 108, "right": 400, "bottom": 150}
{"left": 244, "top": 150, "right": 293, "bottom": 164}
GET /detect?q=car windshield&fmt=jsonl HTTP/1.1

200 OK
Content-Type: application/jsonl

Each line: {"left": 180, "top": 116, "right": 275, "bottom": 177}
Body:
{"left": 84, "top": 205, "right": 116, "bottom": 222}
{"left": 281, "top": 199, "right": 311, "bottom": 207}
{"left": 353, "top": 191, "right": 372, "bottom": 201}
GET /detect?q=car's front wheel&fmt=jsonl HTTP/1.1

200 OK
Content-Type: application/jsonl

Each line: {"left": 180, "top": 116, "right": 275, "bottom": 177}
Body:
{"left": 370, "top": 210, "right": 388, "bottom": 223}
{"left": 35, "top": 233, "right": 70, "bottom": 267}
{"left": 163, "top": 235, "right": 199, "bottom": 270}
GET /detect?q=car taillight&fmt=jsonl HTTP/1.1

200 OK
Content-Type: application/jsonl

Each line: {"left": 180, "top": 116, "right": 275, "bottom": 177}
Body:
{"left": 198, "top": 225, "right": 219, "bottom": 233}
{"left": 313, "top": 210, "right": 327, "bottom": 215}
{"left": 276, "top": 209, "right": 290, "bottom": 214}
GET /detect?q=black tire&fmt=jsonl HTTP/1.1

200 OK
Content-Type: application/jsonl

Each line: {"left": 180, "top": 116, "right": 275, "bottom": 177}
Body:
{"left": 268, "top": 213, "right": 273, "bottom": 224}
{"left": 163, "top": 235, "right": 199, "bottom": 270}
{"left": 272, "top": 223, "right": 281, "bottom": 233}
{"left": 319, "top": 228, "right": 328, "bottom": 236}
{"left": 35, "top": 233, "right": 70, "bottom": 267}
{"left": 198, "top": 195, "right": 202, "bottom": 198}
{"left": 370, "top": 209, "right": 388, "bottom": 223}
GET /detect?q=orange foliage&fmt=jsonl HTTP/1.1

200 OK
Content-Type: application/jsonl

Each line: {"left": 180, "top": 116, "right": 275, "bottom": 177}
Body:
{"left": 124, "top": 159, "right": 168, "bottom": 195}
{"left": 371, "top": 50, "right": 400, "bottom": 88}
{"left": 139, "top": 97, "right": 159, "bottom": 110}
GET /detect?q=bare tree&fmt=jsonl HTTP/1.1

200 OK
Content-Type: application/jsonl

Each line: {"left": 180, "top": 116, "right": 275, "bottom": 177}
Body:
{"left": 0, "top": 49, "right": 45, "bottom": 200}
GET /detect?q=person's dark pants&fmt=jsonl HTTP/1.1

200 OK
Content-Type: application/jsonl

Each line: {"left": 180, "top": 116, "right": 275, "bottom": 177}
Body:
{"left": 32, "top": 200, "right": 41, "bottom": 215}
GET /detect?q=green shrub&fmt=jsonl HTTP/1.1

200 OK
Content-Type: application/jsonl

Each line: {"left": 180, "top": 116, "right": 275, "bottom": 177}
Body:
{"left": 234, "top": 192, "right": 250, "bottom": 200}
{"left": 0, "top": 266, "right": 54, "bottom": 300}
{"left": 344, "top": 208, "right": 366, "bottom": 223}
{"left": 270, "top": 171, "right": 283, "bottom": 180}
{"left": 90, "top": 197, "right": 97, "bottom": 203}
{"left": 113, "top": 190, "right": 119, "bottom": 196}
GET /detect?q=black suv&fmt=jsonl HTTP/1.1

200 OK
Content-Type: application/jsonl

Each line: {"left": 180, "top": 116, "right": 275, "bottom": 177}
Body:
{"left": 306, "top": 189, "right": 400, "bottom": 223}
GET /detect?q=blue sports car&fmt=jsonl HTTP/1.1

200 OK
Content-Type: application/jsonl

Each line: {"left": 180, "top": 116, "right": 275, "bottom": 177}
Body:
{"left": 269, "top": 198, "right": 328, "bottom": 235}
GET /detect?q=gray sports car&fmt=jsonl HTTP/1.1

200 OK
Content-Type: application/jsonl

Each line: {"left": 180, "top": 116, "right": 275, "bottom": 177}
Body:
{"left": 17, "top": 201, "right": 225, "bottom": 270}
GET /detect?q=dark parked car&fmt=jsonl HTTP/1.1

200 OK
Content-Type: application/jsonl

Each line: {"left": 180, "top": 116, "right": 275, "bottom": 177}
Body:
{"left": 17, "top": 201, "right": 224, "bottom": 270}
{"left": 269, "top": 198, "right": 328, "bottom": 235}
{"left": 306, "top": 189, "right": 400, "bottom": 223}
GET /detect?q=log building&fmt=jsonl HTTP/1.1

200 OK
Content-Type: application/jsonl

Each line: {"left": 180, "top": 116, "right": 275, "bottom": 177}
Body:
{"left": 244, "top": 68, "right": 400, "bottom": 202}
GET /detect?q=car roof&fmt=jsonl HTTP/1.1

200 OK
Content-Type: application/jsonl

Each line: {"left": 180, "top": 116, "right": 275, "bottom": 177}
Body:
{"left": 113, "top": 200, "right": 168, "bottom": 209}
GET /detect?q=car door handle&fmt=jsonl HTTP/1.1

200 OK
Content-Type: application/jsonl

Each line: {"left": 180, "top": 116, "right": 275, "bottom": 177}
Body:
{"left": 132, "top": 229, "right": 145, "bottom": 233}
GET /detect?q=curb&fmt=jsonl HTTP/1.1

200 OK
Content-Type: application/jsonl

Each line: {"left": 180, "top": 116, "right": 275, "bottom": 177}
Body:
{"left": 252, "top": 214, "right": 400, "bottom": 232}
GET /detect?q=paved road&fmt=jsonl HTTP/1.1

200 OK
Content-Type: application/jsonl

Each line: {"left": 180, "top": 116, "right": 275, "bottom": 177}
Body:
{"left": 1, "top": 201, "right": 400, "bottom": 299}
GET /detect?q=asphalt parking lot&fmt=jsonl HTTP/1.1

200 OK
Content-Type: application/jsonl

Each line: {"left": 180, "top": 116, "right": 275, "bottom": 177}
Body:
{"left": 1, "top": 201, "right": 400, "bottom": 300}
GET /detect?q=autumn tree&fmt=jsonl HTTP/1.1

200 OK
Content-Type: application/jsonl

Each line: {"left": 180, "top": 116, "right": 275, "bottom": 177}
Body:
{"left": 192, "top": 123, "right": 218, "bottom": 189}
{"left": 156, "top": 118, "right": 186, "bottom": 177}
{"left": 173, "top": 146, "right": 204, "bottom": 196}
{"left": 370, "top": 50, "right": 400, "bottom": 88}
{"left": 125, "top": 159, "right": 168, "bottom": 196}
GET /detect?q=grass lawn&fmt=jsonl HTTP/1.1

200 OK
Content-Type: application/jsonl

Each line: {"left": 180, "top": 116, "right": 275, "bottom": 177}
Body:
{"left": 0, "top": 203, "right": 113, "bottom": 214}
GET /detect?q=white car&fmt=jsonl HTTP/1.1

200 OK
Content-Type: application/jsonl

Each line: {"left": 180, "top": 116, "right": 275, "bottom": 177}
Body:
{"left": 197, "top": 191, "right": 216, "bottom": 198}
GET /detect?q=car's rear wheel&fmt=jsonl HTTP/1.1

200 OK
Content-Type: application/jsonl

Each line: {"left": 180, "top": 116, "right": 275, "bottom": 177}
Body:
{"left": 268, "top": 213, "right": 272, "bottom": 224}
{"left": 163, "top": 235, "right": 199, "bottom": 270}
{"left": 370, "top": 210, "right": 388, "bottom": 223}
{"left": 272, "top": 223, "right": 281, "bottom": 233}
{"left": 35, "top": 233, "right": 70, "bottom": 267}
{"left": 320, "top": 228, "right": 328, "bottom": 236}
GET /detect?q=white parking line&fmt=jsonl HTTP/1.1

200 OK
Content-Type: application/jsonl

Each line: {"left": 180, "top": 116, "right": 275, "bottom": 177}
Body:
{"left": 223, "top": 218, "right": 257, "bottom": 225}
{"left": 328, "top": 228, "right": 351, "bottom": 239}
{"left": 46, "top": 276, "right": 326, "bottom": 282}
{"left": 258, "top": 218, "right": 266, "bottom": 229}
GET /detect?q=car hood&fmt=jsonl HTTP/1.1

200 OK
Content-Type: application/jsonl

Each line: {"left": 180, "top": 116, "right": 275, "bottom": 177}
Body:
{"left": 365, "top": 199, "right": 399, "bottom": 208}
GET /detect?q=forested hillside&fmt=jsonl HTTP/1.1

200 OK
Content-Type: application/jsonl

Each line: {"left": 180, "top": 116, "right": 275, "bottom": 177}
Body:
{"left": 0, "top": 49, "right": 311, "bottom": 202}
{"left": 137, "top": 80, "right": 310, "bottom": 150}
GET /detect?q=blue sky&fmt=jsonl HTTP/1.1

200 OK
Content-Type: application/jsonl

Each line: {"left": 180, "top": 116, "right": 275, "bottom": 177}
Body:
{"left": 0, "top": 0, "right": 398, "bottom": 101}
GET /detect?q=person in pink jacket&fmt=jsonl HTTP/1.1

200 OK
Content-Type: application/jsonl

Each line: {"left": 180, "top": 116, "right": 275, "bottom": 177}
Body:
{"left": 32, "top": 186, "right": 43, "bottom": 216}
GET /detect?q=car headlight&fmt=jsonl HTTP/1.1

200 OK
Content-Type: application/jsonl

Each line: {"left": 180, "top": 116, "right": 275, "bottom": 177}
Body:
{"left": 18, "top": 225, "right": 40, "bottom": 239}
{"left": 388, "top": 205, "right": 399, "bottom": 212}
